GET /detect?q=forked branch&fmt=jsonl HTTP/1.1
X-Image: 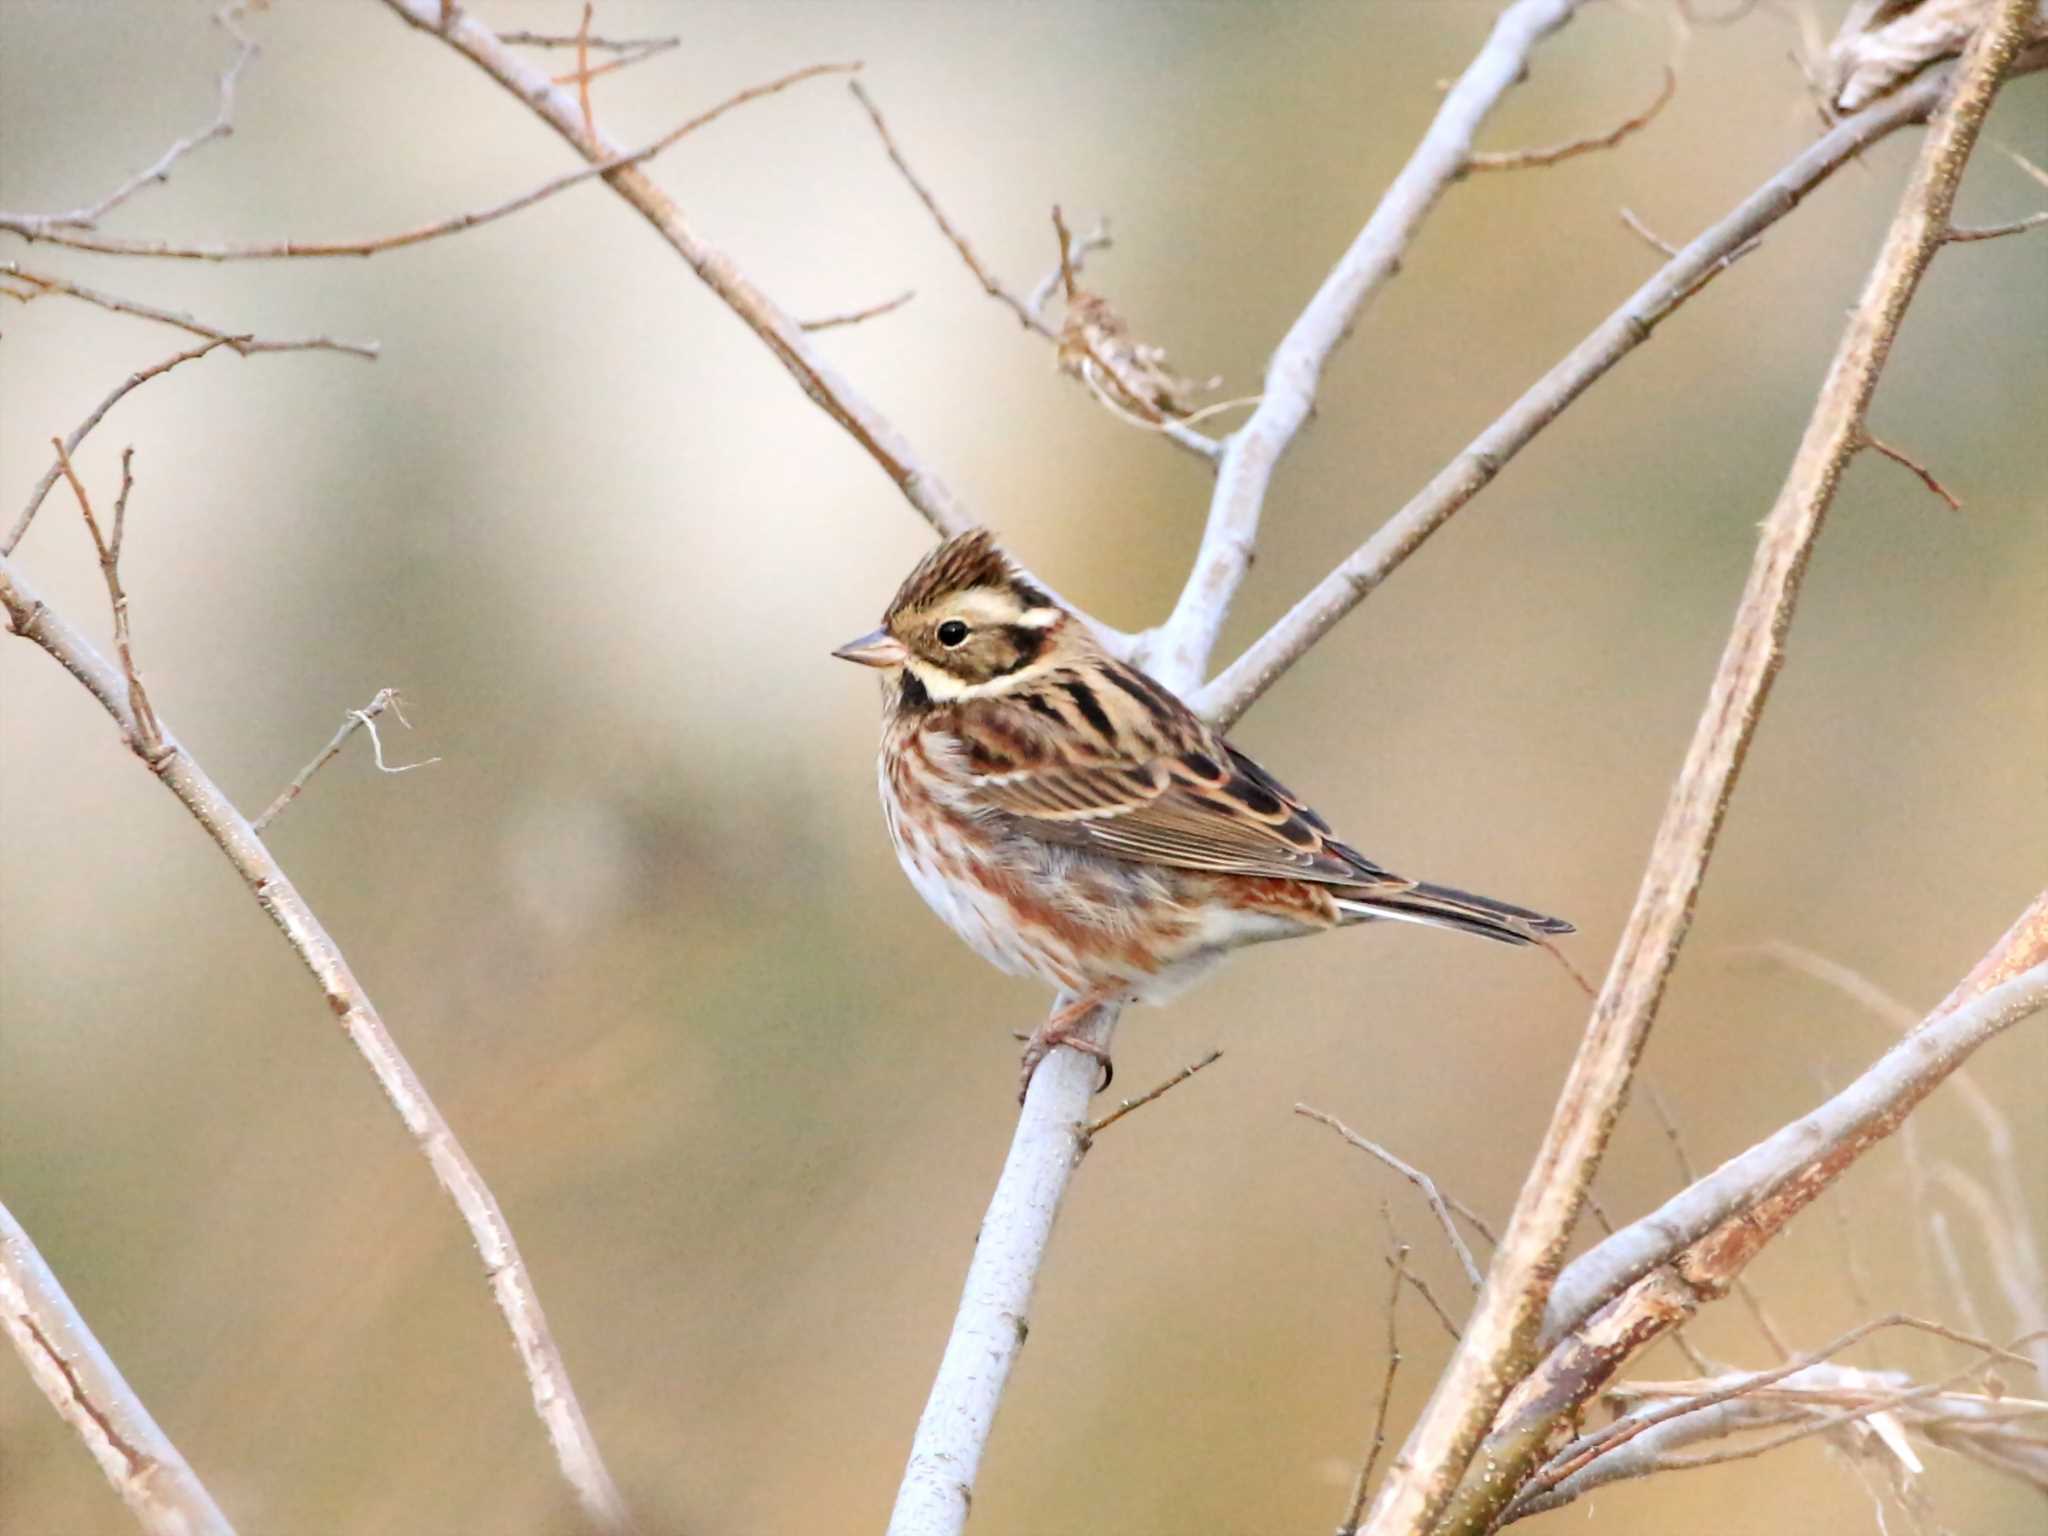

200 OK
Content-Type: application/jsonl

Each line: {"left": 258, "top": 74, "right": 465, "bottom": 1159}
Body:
{"left": 0, "top": 557, "right": 634, "bottom": 1533}
{"left": 1359, "top": 9, "right": 2041, "bottom": 1531}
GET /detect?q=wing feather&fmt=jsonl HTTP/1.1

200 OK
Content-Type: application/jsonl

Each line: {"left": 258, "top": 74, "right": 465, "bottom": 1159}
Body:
{"left": 944, "top": 658, "right": 1403, "bottom": 887}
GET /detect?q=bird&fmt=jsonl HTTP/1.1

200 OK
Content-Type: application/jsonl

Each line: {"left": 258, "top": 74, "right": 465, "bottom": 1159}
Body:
{"left": 834, "top": 528, "right": 1572, "bottom": 1100}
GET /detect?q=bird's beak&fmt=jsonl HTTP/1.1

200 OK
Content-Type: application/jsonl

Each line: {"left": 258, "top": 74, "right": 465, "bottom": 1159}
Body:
{"left": 832, "top": 628, "right": 909, "bottom": 668}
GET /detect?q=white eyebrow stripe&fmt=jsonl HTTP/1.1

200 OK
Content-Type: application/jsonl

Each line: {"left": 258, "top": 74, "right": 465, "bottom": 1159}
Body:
{"left": 1013, "top": 607, "right": 1063, "bottom": 629}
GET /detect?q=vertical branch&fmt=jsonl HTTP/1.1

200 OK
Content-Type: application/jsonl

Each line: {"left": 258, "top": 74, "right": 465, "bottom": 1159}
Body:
{"left": 1144, "top": 0, "right": 1587, "bottom": 692}
{"left": 1359, "top": 7, "right": 2039, "bottom": 1532}
{"left": 885, "top": 1001, "right": 1117, "bottom": 1536}
{"left": 1, "top": 1200, "right": 236, "bottom": 1536}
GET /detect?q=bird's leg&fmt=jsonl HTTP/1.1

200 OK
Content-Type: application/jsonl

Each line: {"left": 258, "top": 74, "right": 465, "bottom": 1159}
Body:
{"left": 1017, "top": 990, "right": 1119, "bottom": 1103}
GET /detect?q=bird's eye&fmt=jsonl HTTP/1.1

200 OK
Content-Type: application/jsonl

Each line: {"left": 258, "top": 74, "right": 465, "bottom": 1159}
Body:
{"left": 937, "top": 620, "right": 970, "bottom": 647}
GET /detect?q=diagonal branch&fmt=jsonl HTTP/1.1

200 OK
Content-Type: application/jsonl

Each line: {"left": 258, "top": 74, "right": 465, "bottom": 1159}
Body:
{"left": 1143, "top": 0, "right": 1590, "bottom": 695}
{"left": 0, "top": 3, "right": 257, "bottom": 234}
{"left": 1442, "top": 951, "right": 2048, "bottom": 1534}
{"left": 374, "top": 0, "right": 976, "bottom": 546}
{"left": 0, "top": 62, "right": 860, "bottom": 261}
{"left": 0, "top": 556, "right": 635, "bottom": 1533}
{"left": 1357, "top": 9, "right": 2039, "bottom": 1531}
{"left": 1, "top": 1200, "right": 236, "bottom": 1536}
{"left": 1547, "top": 896, "right": 2048, "bottom": 1342}
{"left": 1466, "top": 65, "right": 1677, "bottom": 172}
{"left": 8, "top": 338, "right": 235, "bottom": 557}
{"left": 2, "top": 263, "right": 380, "bottom": 358}
{"left": 1195, "top": 62, "right": 1989, "bottom": 729}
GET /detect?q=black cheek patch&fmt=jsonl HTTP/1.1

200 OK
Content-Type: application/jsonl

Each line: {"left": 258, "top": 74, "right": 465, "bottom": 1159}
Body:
{"left": 998, "top": 625, "right": 1049, "bottom": 674}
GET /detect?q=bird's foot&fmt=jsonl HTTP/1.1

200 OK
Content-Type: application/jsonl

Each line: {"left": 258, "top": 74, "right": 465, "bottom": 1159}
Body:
{"left": 1016, "top": 994, "right": 1117, "bottom": 1104}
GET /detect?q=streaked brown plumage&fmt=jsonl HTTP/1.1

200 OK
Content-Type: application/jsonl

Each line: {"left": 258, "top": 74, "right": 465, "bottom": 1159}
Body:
{"left": 835, "top": 529, "right": 1572, "bottom": 1096}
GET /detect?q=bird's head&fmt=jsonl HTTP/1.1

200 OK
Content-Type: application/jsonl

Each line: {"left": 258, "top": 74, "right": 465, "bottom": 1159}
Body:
{"left": 833, "top": 528, "right": 1076, "bottom": 706}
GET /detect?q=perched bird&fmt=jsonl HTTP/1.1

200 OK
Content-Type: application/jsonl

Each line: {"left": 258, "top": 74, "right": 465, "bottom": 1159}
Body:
{"left": 835, "top": 529, "right": 1572, "bottom": 1098}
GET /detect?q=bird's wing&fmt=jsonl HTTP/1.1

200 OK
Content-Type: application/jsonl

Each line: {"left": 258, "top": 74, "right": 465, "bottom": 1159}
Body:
{"left": 944, "top": 659, "right": 1407, "bottom": 888}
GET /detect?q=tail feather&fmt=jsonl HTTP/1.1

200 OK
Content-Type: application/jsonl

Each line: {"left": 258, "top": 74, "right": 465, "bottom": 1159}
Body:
{"left": 1335, "top": 880, "right": 1574, "bottom": 947}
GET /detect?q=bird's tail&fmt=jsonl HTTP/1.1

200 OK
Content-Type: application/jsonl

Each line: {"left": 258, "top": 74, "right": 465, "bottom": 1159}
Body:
{"left": 1334, "top": 880, "right": 1574, "bottom": 947}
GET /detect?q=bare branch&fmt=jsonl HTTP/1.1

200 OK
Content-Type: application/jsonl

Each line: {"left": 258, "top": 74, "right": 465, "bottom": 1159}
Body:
{"left": 1296, "top": 1106, "right": 1487, "bottom": 1291}
{"left": 1551, "top": 903, "right": 2048, "bottom": 1341}
{"left": 1340, "top": 1222, "right": 1412, "bottom": 1536}
{"left": 376, "top": 0, "right": 976, "bottom": 547}
{"left": 847, "top": 80, "right": 1052, "bottom": 338}
{"left": 1081, "top": 1049, "right": 1222, "bottom": 1144}
{"left": 252, "top": 687, "right": 438, "bottom": 833}
{"left": 886, "top": 998, "right": 1120, "bottom": 1536}
{"left": 1, "top": 1200, "right": 236, "bottom": 1536}
{"left": 2, "top": 265, "right": 378, "bottom": 359}
{"left": 1643, "top": 1079, "right": 1791, "bottom": 1357}
{"left": 845, "top": 88, "right": 1222, "bottom": 463}
{"left": 1859, "top": 430, "right": 1965, "bottom": 509}
{"left": 1026, "top": 217, "right": 1112, "bottom": 318}
{"left": 1147, "top": 0, "right": 1591, "bottom": 696}
{"left": 1945, "top": 209, "right": 2048, "bottom": 238}
{"left": 799, "top": 288, "right": 917, "bottom": 332}
{"left": 1193, "top": 65, "right": 1987, "bottom": 729}
{"left": 8, "top": 338, "right": 234, "bottom": 556}
{"left": 52, "top": 441, "right": 162, "bottom": 755}
{"left": 1467, "top": 65, "right": 1677, "bottom": 172}
{"left": 0, "top": 558, "right": 635, "bottom": 1534}
{"left": 1430, "top": 941, "right": 2048, "bottom": 1533}
{"left": 499, "top": 28, "right": 679, "bottom": 53}
{"left": 1360, "top": 14, "right": 2041, "bottom": 1528}
{"left": 1, "top": 4, "right": 256, "bottom": 233}
{"left": 1513, "top": 1353, "right": 2048, "bottom": 1519}
{"left": 0, "top": 61, "right": 860, "bottom": 261}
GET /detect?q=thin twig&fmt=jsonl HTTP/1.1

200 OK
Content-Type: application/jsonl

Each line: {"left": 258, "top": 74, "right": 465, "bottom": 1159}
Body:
{"left": 1341, "top": 1219, "right": 1411, "bottom": 1535}
{"left": 378, "top": 1, "right": 979, "bottom": 550}
{"left": 8, "top": 337, "right": 235, "bottom": 556}
{"left": 2, "top": 4, "right": 256, "bottom": 233}
{"left": 500, "top": 28, "right": 679, "bottom": 52}
{"left": 252, "top": 688, "right": 439, "bottom": 833}
{"left": 1, "top": 264, "right": 378, "bottom": 358}
{"left": 1026, "top": 217, "right": 1111, "bottom": 318}
{"left": 847, "top": 80, "right": 1051, "bottom": 338}
{"left": 1859, "top": 431, "right": 1965, "bottom": 510}
{"left": 799, "top": 289, "right": 917, "bottom": 332}
{"left": 0, "top": 558, "right": 636, "bottom": 1534}
{"left": 1944, "top": 210, "right": 2048, "bottom": 239}
{"left": 1364, "top": 14, "right": 2041, "bottom": 1529}
{"left": 847, "top": 94, "right": 1220, "bottom": 464}
{"left": 1392, "top": 1259, "right": 1467, "bottom": 1345}
{"left": 1468, "top": 65, "right": 1677, "bottom": 171}
{"left": 1, "top": 1200, "right": 236, "bottom": 1536}
{"left": 1531, "top": 1314, "right": 2021, "bottom": 1500}
{"left": 1081, "top": 1049, "right": 1222, "bottom": 1143}
{"left": 1296, "top": 1106, "right": 1486, "bottom": 1291}
{"left": 52, "top": 441, "right": 162, "bottom": 755}
{"left": 0, "top": 62, "right": 862, "bottom": 260}
{"left": 1438, "top": 939, "right": 2048, "bottom": 1534}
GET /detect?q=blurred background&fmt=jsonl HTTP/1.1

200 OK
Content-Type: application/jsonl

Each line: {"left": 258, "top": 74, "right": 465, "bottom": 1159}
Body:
{"left": 3, "top": 2, "right": 2044, "bottom": 1532}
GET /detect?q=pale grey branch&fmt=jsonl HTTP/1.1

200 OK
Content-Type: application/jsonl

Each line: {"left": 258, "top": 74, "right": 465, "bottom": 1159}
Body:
{"left": 0, "top": 557, "right": 634, "bottom": 1534}
{"left": 1, "top": 1200, "right": 236, "bottom": 1536}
